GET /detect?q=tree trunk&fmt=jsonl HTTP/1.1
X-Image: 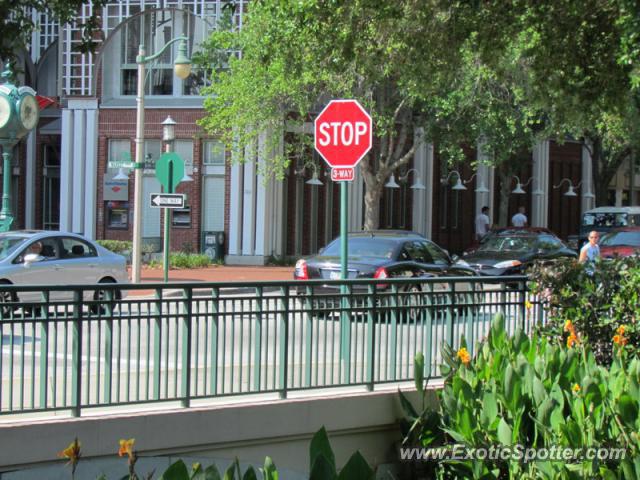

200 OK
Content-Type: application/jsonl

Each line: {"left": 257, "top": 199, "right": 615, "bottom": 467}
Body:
{"left": 363, "top": 184, "right": 382, "bottom": 230}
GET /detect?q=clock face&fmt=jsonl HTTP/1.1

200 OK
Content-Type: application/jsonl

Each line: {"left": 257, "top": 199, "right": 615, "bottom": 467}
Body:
{"left": 0, "top": 95, "right": 10, "bottom": 130}
{"left": 18, "top": 94, "right": 39, "bottom": 131}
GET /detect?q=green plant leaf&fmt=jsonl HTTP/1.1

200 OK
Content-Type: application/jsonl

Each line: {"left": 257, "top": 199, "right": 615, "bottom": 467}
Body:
{"left": 262, "top": 457, "right": 278, "bottom": 480}
{"left": 337, "top": 451, "right": 374, "bottom": 480}
{"left": 481, "top": 392, "right": 498, "bottom": 428}
{"left": 310, "top": 427, "right": 336, "bottom": 474}
{"left": 620, "top": 460, "right": 635, "bottom": 480}
{"left": 414, "top": 352, "right": 425, "bottom": 393}
{"left": 398, "top": 388, "right": 418, "bottom": 420}
{"left": 309, "top": 454, "right": 337, "bottom": 480}
{"left": 223, "top": 459, "right": 240, "bottom": 480}
{"left": 617, "top": 394, "right": 639, "bottom": 426}
{"left": 532, "top": 376, "right": 546, "bottom": 406}
{"left": 204, "top": 464, "right": 222, "bottom": 480}
{"left": 242, "top": 467, "right": 258, "bottom": 480}
{"left": 497, "top": 418, "right": 512, "bottom": 445}
{"left": 159, "top": 460, "right": 190, "bottom": 480}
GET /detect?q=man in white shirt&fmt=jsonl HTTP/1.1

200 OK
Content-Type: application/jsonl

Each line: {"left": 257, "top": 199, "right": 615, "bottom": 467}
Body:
{"left": 511, "top": 206, "right": 528, "bottom": 227}
{"left": 475, "top": 206, "right": 491, "bottom": 241}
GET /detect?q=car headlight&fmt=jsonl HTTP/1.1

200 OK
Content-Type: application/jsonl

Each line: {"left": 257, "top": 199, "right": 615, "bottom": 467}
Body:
{"left": 493, "top": 260, "right": 522, "bottom": 269}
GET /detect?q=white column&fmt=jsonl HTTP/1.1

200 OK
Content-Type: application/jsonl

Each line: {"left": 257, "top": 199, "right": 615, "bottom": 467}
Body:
{"left": 59, "top": 108, "right": 73, "bottom": 231}
{"left": 423, "top": 142, "right": 435, "bottom": 238}
{"left": 532, "top": 140, "right": 550, "bottom": 227}
{"left": 475, "top": 140, "right": 492, "bottom": 216}
{"left": 83, "top": 108, "right": 98, "bottom": 238}
{"left": 71, "top": 109, "right": 86, "bottom": 233}
{"left": 581, "top": 142, "right": 596, "bottom": 213}
{"left": 24, "top": 130, "right": 37, "bottom": 228}
{"left": 255, "top": 132, "right": 268, "bottom": 256}
{"left": 411, "top": 130, "right": 429, "bottom": 237}
{"left": 227, "top": 162, "right": 243, "bottom": 256}
{"left": 241, "top": 148, "right": 256, "bottom": 256}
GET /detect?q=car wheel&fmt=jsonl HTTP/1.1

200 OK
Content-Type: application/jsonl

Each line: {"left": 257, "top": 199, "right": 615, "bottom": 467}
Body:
{"left": 91, "top": 278, "right": 120, "bottom": 315}
{"left": 401, "top": 285, "right": 423, "bottom": 322}
{"left": 0, "top": 280, "right": 17, "bottom": 318}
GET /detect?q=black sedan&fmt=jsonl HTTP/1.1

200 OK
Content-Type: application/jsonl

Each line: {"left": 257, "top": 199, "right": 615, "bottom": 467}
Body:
{"left": 294, "top": 230, "right": 473, "bottom": 285}
{"left": 456, "top": 228, "right": 577, "bottom": 275}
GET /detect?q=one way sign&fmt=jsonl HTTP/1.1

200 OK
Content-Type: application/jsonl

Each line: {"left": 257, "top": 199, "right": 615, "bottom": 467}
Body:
{"left": 150, "top": 193, "right": 185, "bottom": 208}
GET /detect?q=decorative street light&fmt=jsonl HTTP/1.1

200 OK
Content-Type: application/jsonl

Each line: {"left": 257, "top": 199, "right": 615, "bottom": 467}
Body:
{"left": 0, "top": 67, "right": 40, "bottom": 232}
{"left": 131, "top": 38, "right": 191, "bottom": 283}
{"left": 511, "top": 176, "right": 544, "bottom": 195}
{"left": 385, "top": 168, "right": 426, "bottom": 190}
{"left": 441, "top": 170, "right": 467, "bottom": 191}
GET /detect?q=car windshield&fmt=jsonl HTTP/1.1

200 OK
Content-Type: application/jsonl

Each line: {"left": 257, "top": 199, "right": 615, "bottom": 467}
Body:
{"left": 321, "top": 238, "right": 396, "bottom": 259}
{"left": 583, "top": 213, "right": 629, "bottom": 227}
{"left": 0, "top": 235, "right": 28, "bottom": 261}
{"left": 600, "top": 231, "right": 640, "bottom": 247}
{"left": 477, "top": 236, "right": 537, "bottom": 253}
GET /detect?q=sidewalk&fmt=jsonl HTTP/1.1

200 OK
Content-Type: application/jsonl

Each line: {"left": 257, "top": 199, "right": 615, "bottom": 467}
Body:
{"left": 137, "top": 264, "right": 293, "bottom": 283}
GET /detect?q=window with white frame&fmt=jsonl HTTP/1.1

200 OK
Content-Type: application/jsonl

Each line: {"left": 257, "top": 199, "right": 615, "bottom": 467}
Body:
{"left": 203, "top": 140, "right": 226, "bottom": 165}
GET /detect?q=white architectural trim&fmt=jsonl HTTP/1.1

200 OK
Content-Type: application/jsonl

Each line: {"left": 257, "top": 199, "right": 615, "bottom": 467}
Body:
{"left": 532, "top": 140, "right": 550, "bottom": 227}
{"left": 475, "top": 140, "right": 492, "bottom": 216}
{"left": 71, "top": 109, "right": 85, "bottom": 233}
{"left": 24, "top": 130, "right": 36, "bottom": 228}
{"left": 228, "top": 161, "right": 243, "bottom": 256}
{"left": 581, "top": 142, "right": 596, "bottom": 213}
{"left": 83, "top": 108, "right": 98, "bottom": 238}
{"left": 411, "top": 130, "right": 430, "bottom": 237}
{"left": 59, "top": 108, "right": 73, "bottom": 231}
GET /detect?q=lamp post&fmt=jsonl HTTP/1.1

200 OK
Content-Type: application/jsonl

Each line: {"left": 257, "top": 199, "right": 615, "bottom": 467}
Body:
{"left": 0, "top": 67, "right": 39, "bottom": 232}
{"left": 131, "top": 37, "right": 191, "bottom": 283}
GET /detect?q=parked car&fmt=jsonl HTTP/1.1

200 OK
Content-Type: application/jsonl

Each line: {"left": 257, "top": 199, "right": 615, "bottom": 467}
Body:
{"left": 0, "top": 230, "right": 128, "bottom": 307}
{"left": 568, "top": 206, "right": 640, "bottom": 250}
{"left": 294, "top": 230, "right": 475, "bottom": 282}
{"left": 600, "top": 227, "right": 640, "bottom": 258}
{"left": 456, "top": 227, "right": 577, "bottom": 276}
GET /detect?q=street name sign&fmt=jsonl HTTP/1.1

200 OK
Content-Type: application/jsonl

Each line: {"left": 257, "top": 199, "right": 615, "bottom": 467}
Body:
{"left": 108, "top": 160, "right": 136, "bottom": 169}
{"left": 150, "top": 193, "right": 185, "bottom": 208}
{"left": 314, "top": 99, "right": 372, "bottom": 170}
{"left": 331, "top": 167, "right": 355, "bottom": 182}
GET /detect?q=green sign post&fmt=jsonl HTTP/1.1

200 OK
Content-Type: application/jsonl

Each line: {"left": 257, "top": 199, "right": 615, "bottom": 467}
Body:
{"left": 155, "top": 151, "right": 186, "bottom": 282}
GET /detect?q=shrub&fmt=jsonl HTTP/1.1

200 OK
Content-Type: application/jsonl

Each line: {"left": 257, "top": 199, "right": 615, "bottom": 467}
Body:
{"left": 400, "top": 313, "right": 640, "bottom": 479}
{"left": 528, "top": 256, "right": 640, "bottom": 365}
{"left": 97, "top": 240, "right": 132, "bottom": 254}
{"left": 148, "top": 252, "right": 212, "bottom": 269}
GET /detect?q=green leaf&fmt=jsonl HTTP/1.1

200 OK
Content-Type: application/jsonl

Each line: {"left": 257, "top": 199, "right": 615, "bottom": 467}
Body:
{"left": 481, "top": 392, "right": 498, "bottom": 428}
{"left": 337, "top": 451, "right": 374, "bottom": 480}
{"left": 159, "top": 460, "right": 190, "bottom": 480}
{"left": 262, "top": 457, "right": 278, "bottom": 480}
{"left": 223, "top": 460, "right": 240, "bottom": 480}
{"left": 310, "top": 427, "right": 336, "bottom": 474}
{"left": 497, "top": 418, "right": 512, "bottom": 445}
{"left": 204, "top": 464, "right": 222, "bottom": 480}
{"left": 241, "top": 467, "right": 258, "bottom": 480}
{"left": 309, "top": 454, "right": 337, "bottom": 480}
{"left": 620, "top": 460, "right": 635, "bottom": 480}
{"left": 532, "top": 376, "right": 546, "bottom": 406}
{"left": 414, "top": 352, "right": 425, "bottom": 393}
{"left": 398, "top": 388, "right": 418, "bottom": 420}
{"left": 617, "top": 394, "right": 639, "bottom": 426}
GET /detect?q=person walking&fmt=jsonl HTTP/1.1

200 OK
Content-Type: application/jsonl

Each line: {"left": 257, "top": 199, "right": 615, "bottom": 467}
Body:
{"left": 579, "top": 231, "right": 600, "bottom": 264}
{"left": 511, "top": 206, "right": 528, "bottom": 227}
{"left": 475, "top": 206, "right": 491, "bottom": 241}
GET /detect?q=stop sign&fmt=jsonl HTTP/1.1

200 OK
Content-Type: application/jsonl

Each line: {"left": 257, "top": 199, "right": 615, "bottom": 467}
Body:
{"left": 314, "top": 99, "right": 372, "bottom": 168}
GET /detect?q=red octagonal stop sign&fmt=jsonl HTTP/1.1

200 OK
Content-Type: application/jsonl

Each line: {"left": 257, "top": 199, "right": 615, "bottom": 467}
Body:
{"left": 314, "top": 99, "right": 372, "bottom": 168}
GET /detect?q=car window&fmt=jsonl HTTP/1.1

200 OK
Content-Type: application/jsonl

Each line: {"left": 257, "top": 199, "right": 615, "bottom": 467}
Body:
{"left": 536, "top": 234, "right": 563, "bottom": 251}
{"left": 423, "top": 241, "right": 450, "bottom": 265}
{"left": 600, "top": 231, "right": 640, "bottom": 247}
{"left": 404, "top": 241, "right": 433, "bottom": 263}
{"left": 0, "top": 236, "right": 27, "bottom": 261}
{"left": 321, "top": 238, "right": 396, "bottom": 259}
{"left": 14, "top": 237, "right": 60, "bottom": 264}
{"left": 61, "top": 238, "right": 97, "bottom": 259}
{"left": 478, "top": 236, "right": 536, "bottom": 252}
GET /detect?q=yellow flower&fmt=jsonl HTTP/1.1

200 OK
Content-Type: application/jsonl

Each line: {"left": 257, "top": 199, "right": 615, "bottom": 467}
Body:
{"left": 456, "top": 347, "right": 471, "bottom": 366}
{"left": 564, "top": 320, "right": 574, "bottom": 333}
{"left": 59, "top": 438, "right": 81, "bottom": 468}
{"left": 118, "top": 438, "right": 135, "bottom": 459}
{"left": 572, "top": 384, "right": 581, "bottom": 393}
{"left": 525, "top": 300, "right": 533, "bottom": 310}
{"left": 613, "top": 334, "right": 628, "bottom": 346}
{"left": 567, "top": 334, "right": 579, "bottom": 349}
{"left": 616, "top": 325, "right": 626, "bottom": 335}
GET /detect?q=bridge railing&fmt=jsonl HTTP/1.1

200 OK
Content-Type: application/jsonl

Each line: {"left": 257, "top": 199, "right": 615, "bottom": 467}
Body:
{"left": 0, "top": 276, "right": 542, "bottom": 417}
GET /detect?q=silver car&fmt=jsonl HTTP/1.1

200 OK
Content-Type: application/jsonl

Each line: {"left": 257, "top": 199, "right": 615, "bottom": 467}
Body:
{"left": 0, "top": 230, "right": 128, "bottom": 304}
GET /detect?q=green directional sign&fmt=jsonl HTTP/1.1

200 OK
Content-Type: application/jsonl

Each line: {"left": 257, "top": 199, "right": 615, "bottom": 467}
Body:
{"left": 107, "top": 152, "right": 135, "bottom": 169}
{"left": 155, "top": 152, "right": 184, "bottom": 193}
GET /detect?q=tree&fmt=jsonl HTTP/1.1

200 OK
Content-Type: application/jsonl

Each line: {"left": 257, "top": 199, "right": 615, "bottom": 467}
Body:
{"left": 0, "top": 0, "right": 106, "bottom": 63}
{"left": 198, "top": 0, "right": 470, "bottom": 230}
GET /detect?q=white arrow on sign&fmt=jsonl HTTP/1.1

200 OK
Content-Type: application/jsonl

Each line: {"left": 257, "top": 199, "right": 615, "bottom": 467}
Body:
{"left": 150, "top": 193, "right": 185, "bottom": 208}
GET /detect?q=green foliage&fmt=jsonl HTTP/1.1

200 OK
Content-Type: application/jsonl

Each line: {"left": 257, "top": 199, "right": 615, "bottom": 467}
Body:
{"left": 529, "top": 256, "right": 640, "bottom": 365}
{"left": 97, "top": 240, "right": 133, "bottom": 255}
{"left": 400, "top": 313, "right": 640, "bottom": 479}
{"left": 148, "top": 253, "right": 212, "bottom": 269}
{"left": 309, "top": 427, "right": 374, "bottom": 480}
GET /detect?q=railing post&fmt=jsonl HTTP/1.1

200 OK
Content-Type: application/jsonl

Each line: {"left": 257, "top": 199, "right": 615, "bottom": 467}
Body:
{"left": 446, "top": 281, "right": 455, "bottom": 348}
{"left": 71, "top": 289, "right": 83, "bottom": 417}
{"left": 38, "top": 291, "right": 49, "bottom": 409}
{"left": 254, "top": 286, "right": 263, "bottom": 391}
{"left": 340, "top": 282, "right": 352, "bottom": 384}
{"left": 278, "top": 286, "right": 289, "bottom": 398}
{"left": 153, "top": 288, "right": 162, "bottom": 400}
{"left": 424, "top": 281, "right": 434, "bottom": 378}
{"left": 181, "top": 287, "right": 192, "bottom": 408}
{"left": 388, "top": 284, "right": 398, "bottom": 380}
{"left": 365, "top": 284, "right": 376, "bottom": 390}
{"left": 518, "top": 279, "right": 526, "bottom": 329}
{"left": 304, "top": 285, "right": 313, "bottom": 388}
{"left": 210, "top": 286, "right": 219, "bottom": 395}
{"left": 103, "top": 289, "right": 114, "bottom": 404}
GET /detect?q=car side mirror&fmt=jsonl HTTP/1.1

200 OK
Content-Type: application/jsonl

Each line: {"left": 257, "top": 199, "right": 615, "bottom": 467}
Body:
{"left": 451, "top": 254, "right": 460, "bottom": 263}
{"left": 318, "top": 247, "right": 325, "bottom": 255}
{"left": 24, "top": 253, "right": 43, "bottom": 265}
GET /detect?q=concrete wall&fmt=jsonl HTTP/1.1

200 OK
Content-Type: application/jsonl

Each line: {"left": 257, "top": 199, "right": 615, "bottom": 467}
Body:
{"left": 0, "top": 385, "right": 438, "bottom": 478}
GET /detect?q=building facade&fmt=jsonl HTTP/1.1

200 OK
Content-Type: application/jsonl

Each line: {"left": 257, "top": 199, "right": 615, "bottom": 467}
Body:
{"left": 2, "top": 0, "right": 639, "bottom": 262}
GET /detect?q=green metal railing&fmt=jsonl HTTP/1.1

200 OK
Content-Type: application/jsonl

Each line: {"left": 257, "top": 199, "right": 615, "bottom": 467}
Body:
{"left": 0, "top": 276, "right": 542, "bottom": 417}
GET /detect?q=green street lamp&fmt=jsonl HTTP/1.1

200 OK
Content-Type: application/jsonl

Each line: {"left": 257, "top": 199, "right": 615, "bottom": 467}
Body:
{"left": 131, "top": 37, "right": 191, "bottom": 283}
{"left": 0, "top": 67, "right": 39, "bottom": 232}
